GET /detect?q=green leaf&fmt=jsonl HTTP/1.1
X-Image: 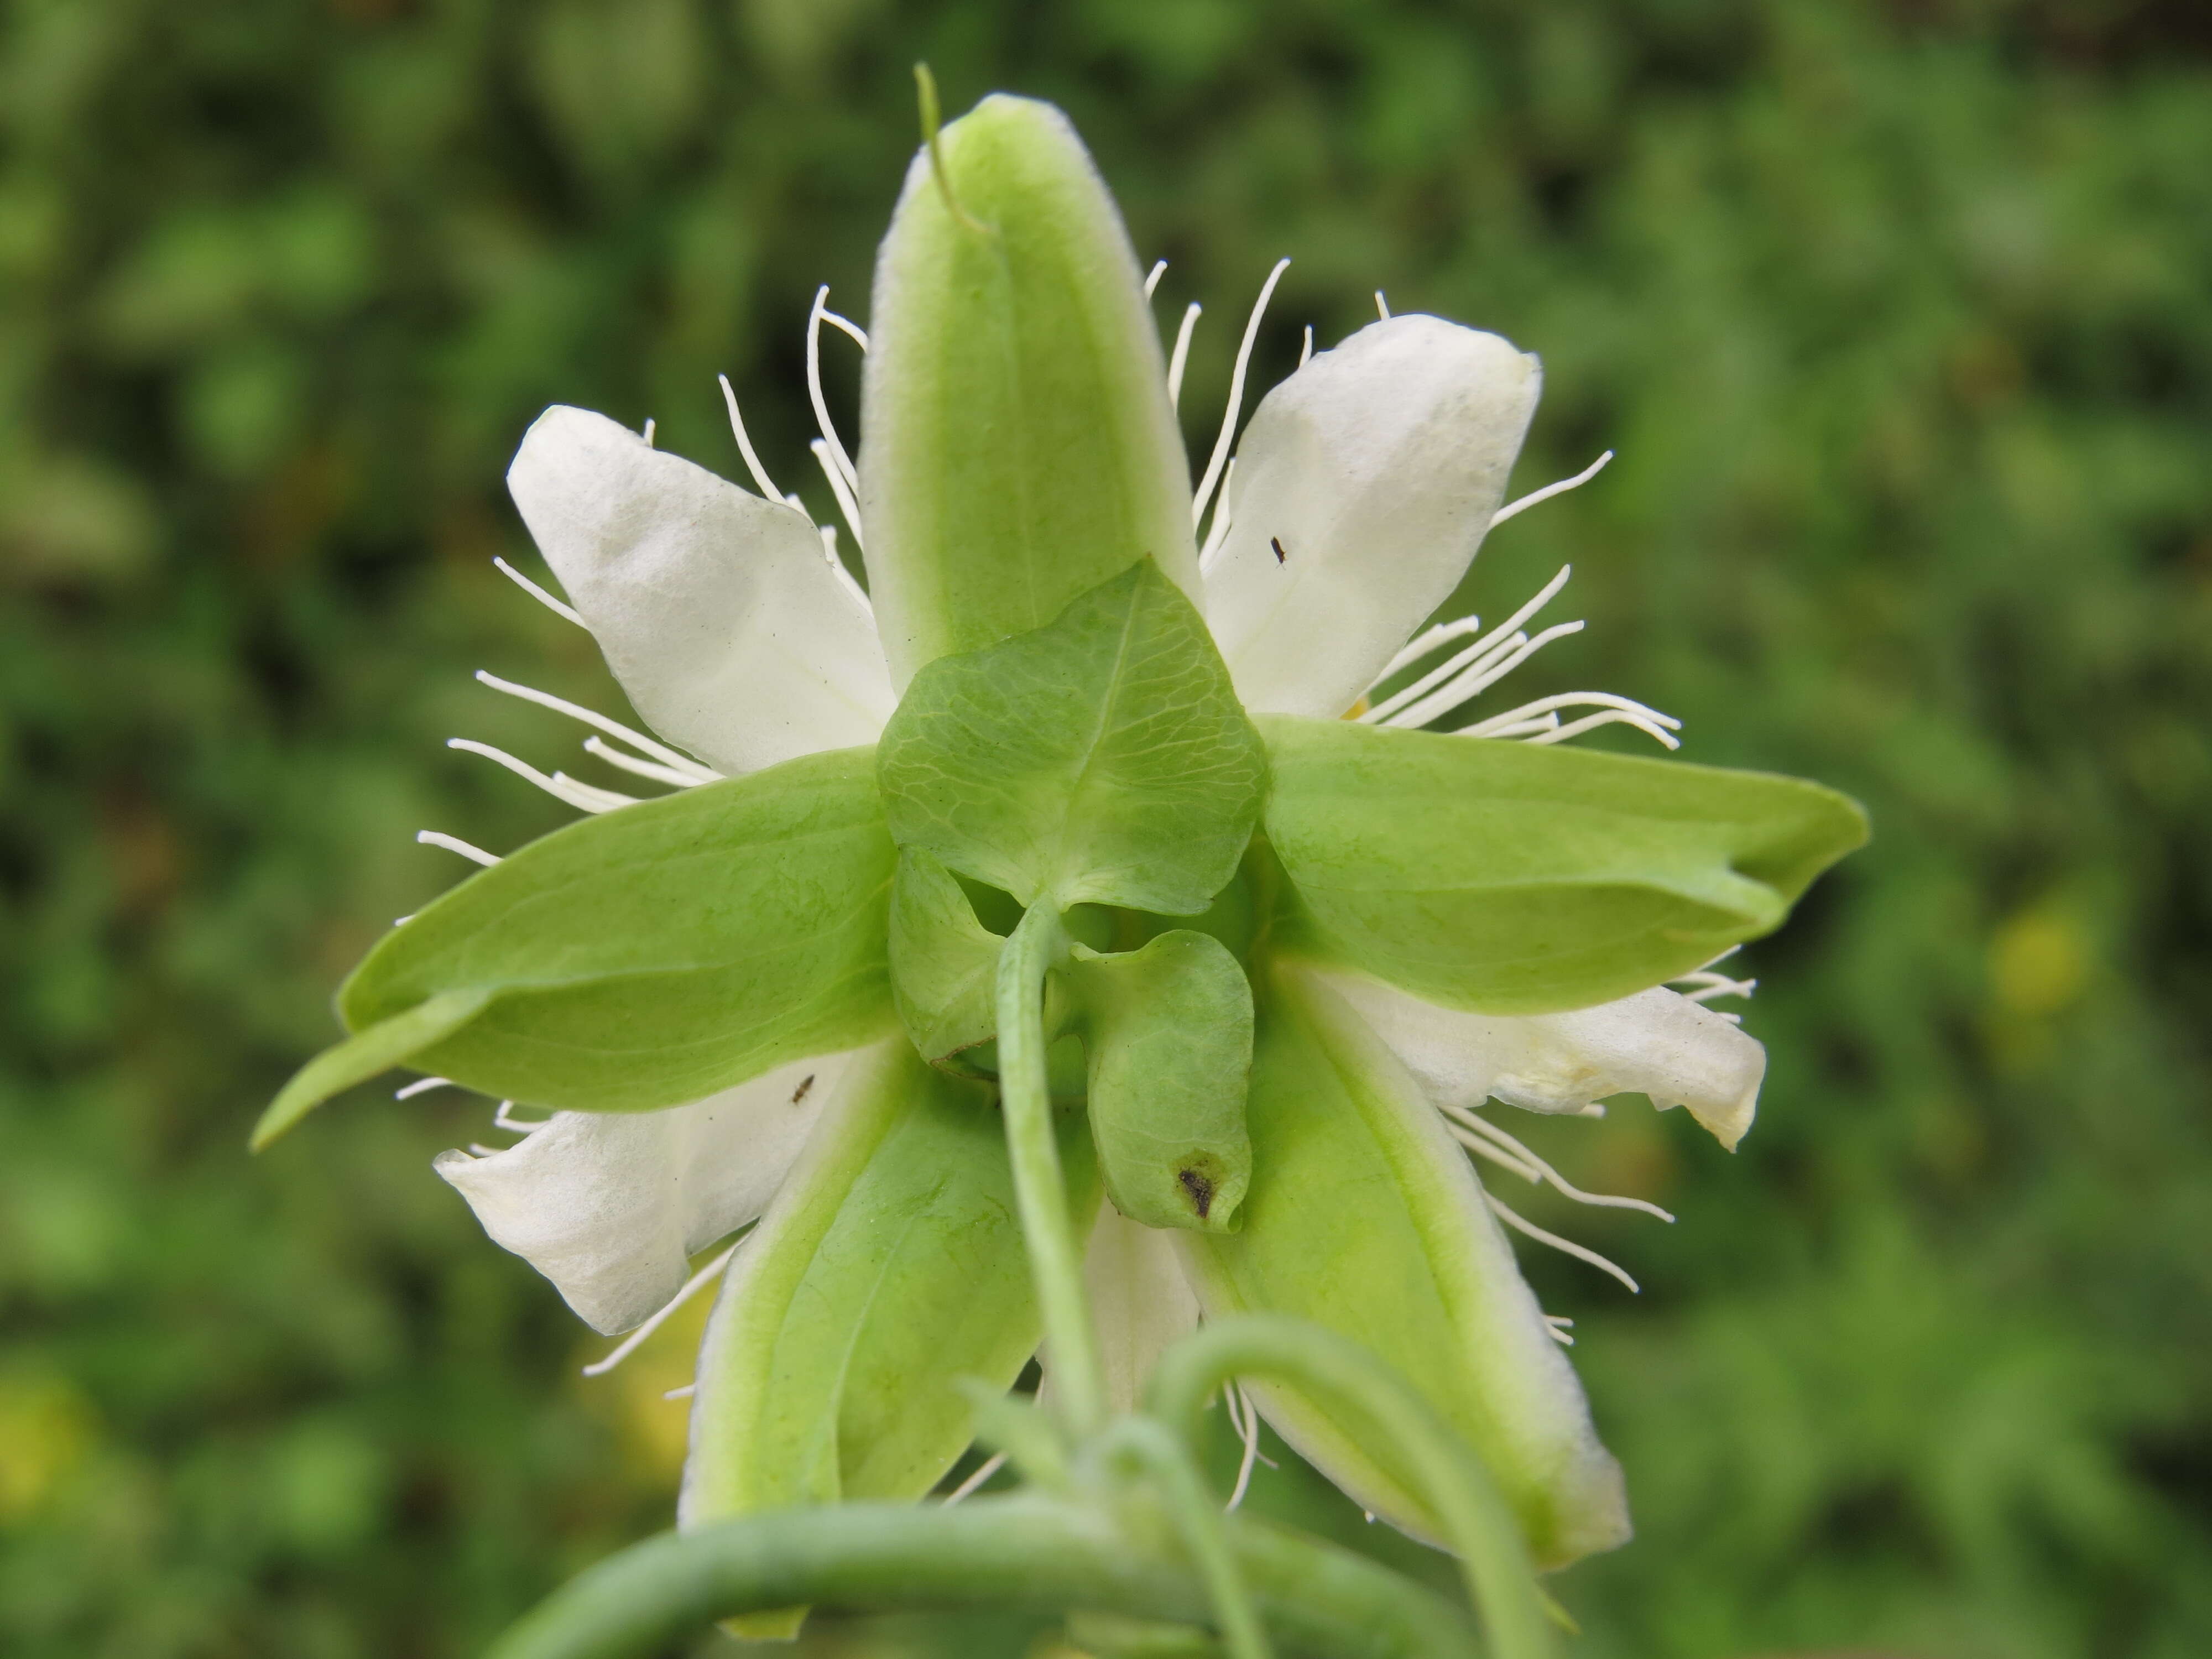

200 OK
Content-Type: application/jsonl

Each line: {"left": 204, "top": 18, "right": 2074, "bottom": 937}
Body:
{"left": 1175, "top": 963, "right": 1629, "bottom": 1571}
{"left": 251, "top": 987, "right": 493, "bottom": 1150}
{"left": 878, "top": 562, "right": 1268, "bottom": 915}
{"left": 267, "top": 747, "right": 898, "bottom": 1135}
{"left": 1260, "top": 716, "right": 1868, "bottom": 1014}
{"left": 1067, "top": 931, "right": 1254, "bottom": 1233}
{"left": 683, "top": 1040, "right": 1099, "bottom": 1523}
{"left": 887, "top": 848, "right": 1004, "bottom": 1065}
{"left": 859, "top": 93, "right": 1200, "bottom": 690}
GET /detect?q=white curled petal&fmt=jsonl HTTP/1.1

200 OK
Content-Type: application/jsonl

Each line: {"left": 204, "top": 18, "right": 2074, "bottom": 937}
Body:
{"left": 1084, "top": 1203, "right": 1201, "bottom": 1417}
{"left": 1323, "top": 973, "right": 1766, "bottom": 1150}
{"left": 1201, "top": 316, "right": 1541, "bottom": 718}
{"left": 433, "top": 1052, "right": 857, "bottom": 1334}
{"left": 507, "top": 407, "right": 896, "bottom": 775}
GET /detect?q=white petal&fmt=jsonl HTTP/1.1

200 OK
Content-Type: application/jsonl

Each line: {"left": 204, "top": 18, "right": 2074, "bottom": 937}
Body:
{"left": 433, "top": 1052, "right": 855, "bottom": 1334}
{"left": 1084, "top": 1204, "right": 1200, "bottom": 1417}
{"left": 507, "top": 407, "right": 896, "bottom": 776}
{"left": 1201, "top": 316, "right": 1541, "bottom": 718}
{"left": 1323, "top": 973, "right": 1766, "bottom": 1149}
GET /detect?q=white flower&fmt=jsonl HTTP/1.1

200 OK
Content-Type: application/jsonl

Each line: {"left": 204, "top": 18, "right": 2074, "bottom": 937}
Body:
{"left": 422, "top": 272, "right": 1760, "bottom": 1472}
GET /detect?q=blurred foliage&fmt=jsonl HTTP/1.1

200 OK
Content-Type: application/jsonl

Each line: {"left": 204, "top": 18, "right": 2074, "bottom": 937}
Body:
{"left": 2, "top": 0, "right": 2209, "bottom": 1655}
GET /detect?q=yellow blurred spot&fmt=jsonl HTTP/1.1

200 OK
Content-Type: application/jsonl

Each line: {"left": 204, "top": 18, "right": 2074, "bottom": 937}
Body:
{"left": 0, "top": 1374, "right": 97, "bottom": 1522}
{"left": 1989, "top": 909, "right": 2088, "bottom": 1016}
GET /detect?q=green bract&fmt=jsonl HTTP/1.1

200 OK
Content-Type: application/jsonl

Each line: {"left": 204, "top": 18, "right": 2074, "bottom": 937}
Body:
{"left": 682, "top": 1041, "right": 1099, "bottom": 1637}
{"left": 254, "top": 748, "right": 897, "bottom": 1147}
{"left": 1261, "top": 714, "right": 1869, "bottom": 1014}
{"left": 860, "top": 95, "right": 1201, "bottom": 690}
{"left": 684, "top": 1045, "right": 1095, "bottom": 1520}
{"left": 1067, "top": 930, "right": 1255, "bottom": 1233}
{"left": 877, "top": 560, "right": 1266, "bottom": 916}
{"left": 1177, "top": 963, "right": 1627, "bottom": 1569}
{"left": 885, "top": 849, "right": 1004, "bottom": 1065}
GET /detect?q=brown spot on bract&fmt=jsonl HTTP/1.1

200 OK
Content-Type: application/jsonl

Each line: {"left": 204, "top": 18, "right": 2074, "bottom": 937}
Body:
{"left": 1178, "top": 1167, "right": 1214, "bottom": 1219}
{"left": 791, "top": 1075, "right": 815, "bottom": 1105}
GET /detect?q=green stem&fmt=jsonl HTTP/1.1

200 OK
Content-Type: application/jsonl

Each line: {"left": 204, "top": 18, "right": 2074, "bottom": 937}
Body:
{"left": 996, "top": 901, "right": 1104, "bottom": 1436}
{"left": 1146, "top": 1316, "right": 1559, "bottom": 1659}
{"left": 483, "top": 1495, "right": 1477, "bottom": 1659}
{"left": 1100, "top": 1417, "right": 1274, "bottom": 1659}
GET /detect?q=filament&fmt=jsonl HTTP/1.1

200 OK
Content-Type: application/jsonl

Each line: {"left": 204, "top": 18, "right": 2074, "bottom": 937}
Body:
{"left": 447, "top": 738, "right": 638, "bottom": 815}
{"left": 416, "top": 830, "right": 499, "bottom": 867}
{"left": 1445, "top": 1104, "right": 1675, "bottom": 1222}
{"left": 474, "top": 671, "right": 718, "bottom": 782}
{"left": 717, "top": 374, "right": 785, "bottom": 502}
{"left": 1223, "top": 1383, "right": 1274, "bottom": 1511}
{"left": 1378, "top": 618, "right": 1587, "bottom": 731}
{"left": 1198, "top": 458, "right": 1237, "bottom": 572}
{"left": 806, "top": 286, "right": 860, "bottom": 495}
{"left": 942, "top": 1451, "right": 1009, "bottom": 1506}
{"left": 1489, "top": 451, "right": 1613, "bottom": 528}
{"left": 811, "top": 437, "right": 868, "bottom": 554}
{"left": 493, "top": 1100, "right": 547, "bottom": 1135}
{"left": 1363, "top": 566, "right": 1573, "bottom": 719}
{"left": 1191, "top": 257, "right": 1290, "bottom": 528}
{"left": 818, "top": 307, "right": 869, "bottom": 351}
{"left": 1484, "top": 1196, "right": 1640, "bottom": 1294}
{"left": 1167, "top": 302, "right": 1202, "bottom": 411}
{"left": 492, "top": 557, "right": 583, "bottom": 627}
{"left": 580, "top": 1240, "right": 742, "bottom": 1377}
{"left": 581, "top": 735, "right": 705, "bottom": 790}
{"left": 1525, "top": 707, "right": 1682, "bottom": 750}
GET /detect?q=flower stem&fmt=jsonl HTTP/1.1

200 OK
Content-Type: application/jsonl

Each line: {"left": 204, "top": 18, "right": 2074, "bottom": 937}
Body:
{"left": 483, "top": 1494, "right": 1479, "bottom": 1659}
{"left": 1146, "top": 1316, "right": 1559, "bottom": 1659}
{"left": 997, "top": 901, "right": 1105, "bottom": 1436}
{"left": 1100, "top": 1416, "right": 1275, "bottom": 1659}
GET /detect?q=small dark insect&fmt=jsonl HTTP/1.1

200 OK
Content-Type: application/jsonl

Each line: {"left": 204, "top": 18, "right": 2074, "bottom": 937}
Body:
{"left": 1178, "top": 1167, "right": 1215, "bottom": 1220}
{"left": 791, "top": 1074, "right": 815, "bottom": 1105}
{"left": 1270, "top": 536, "right": 1287, "bottom": 564}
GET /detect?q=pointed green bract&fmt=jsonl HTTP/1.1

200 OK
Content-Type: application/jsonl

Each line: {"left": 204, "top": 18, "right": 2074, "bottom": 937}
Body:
{"left": 289, "top": 747, "right": 898, "bottom": 1122}
{"left": 887, "top": 848, "right": 1004, "bottom": 1065}
{"left": 1067, "top": 931, "right": 1254, "bottom": 1233}
{"left": 682, "top": 1040, "right": 1099, "bottom": 1525}
{"left": 878, "top": 562, "right": 1268, "bottom": 915}
{"left": 1176, "top": 964, "right": 1630, "bottom": 1571}
{"left": 860, "top": 93, "right": 1199, "bottom": 689}
{"left": 252, "top": 987, "right": 493, "bottom": 1150}
{"left": 1260, "top": 716, "right": 1868, "bottom": 1014}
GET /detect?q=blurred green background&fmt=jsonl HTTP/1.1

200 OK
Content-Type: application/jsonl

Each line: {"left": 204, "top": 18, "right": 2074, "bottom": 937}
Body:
{"left": 3, "top": 0, "right": 2208, "bottom": 1654}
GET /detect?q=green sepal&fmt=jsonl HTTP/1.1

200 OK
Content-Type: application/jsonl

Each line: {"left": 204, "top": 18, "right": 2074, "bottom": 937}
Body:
{"left": 274, "top": 747, "right": 897, "bottom": 1133}
{"left": 251, "top": 987, "right": 493, "bottom": 1150}
{"left": 1260, "top": 715, "right": 1868, "bottom": 1014}
{"left": 860, "top": 92, "right": 1199, "bottom": 688}
{"left": 1175, "top": 963, "right": 1630, "bottom": 1571}
{"left": 1066, "top": 931, "right": 1254, "bottom": 1233}
{"left": 878, "top": 562, "right": 1267, "bottom": 916}
{"left": 888, "top": 848, "right": 1005, "bottom": 1065}
{"left": 682, "top": 1041, "right": 1100, "bottom": 1525}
